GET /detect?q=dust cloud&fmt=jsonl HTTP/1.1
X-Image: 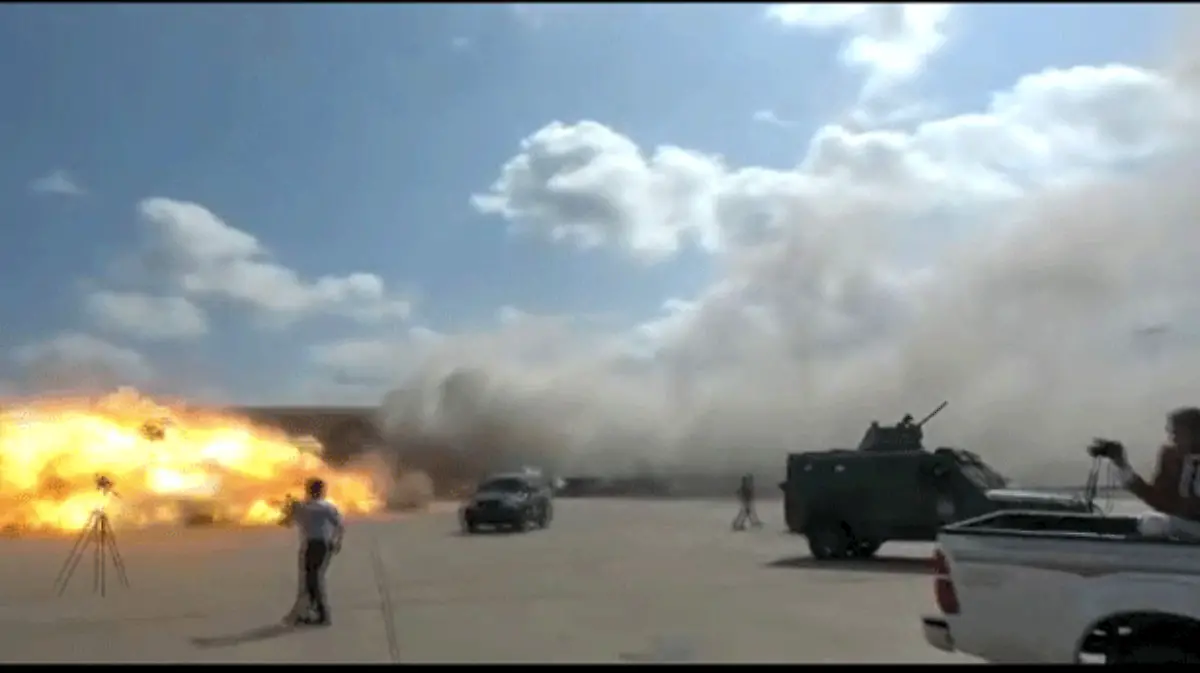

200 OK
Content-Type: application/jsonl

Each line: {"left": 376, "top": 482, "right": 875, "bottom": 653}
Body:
{"left": 343, "top": 450, "right": 435, "bottom": 511}
{"left": 371, "top": 23, "right": 1200, "bottom": 490}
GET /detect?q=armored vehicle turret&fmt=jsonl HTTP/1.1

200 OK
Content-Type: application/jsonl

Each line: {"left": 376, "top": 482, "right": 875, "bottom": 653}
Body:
{"left": 857, "top": 401, "right": 948, "bottom": 452}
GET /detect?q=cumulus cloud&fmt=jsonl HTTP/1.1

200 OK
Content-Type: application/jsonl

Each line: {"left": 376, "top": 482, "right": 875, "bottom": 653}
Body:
{"left": 372, "top": 26, "right": 1200, "bottom": 486}
{"left": 472, "top": 65, "right": 1187, "bottom": 262}
{"left": 471, "top": 121, "right": 728, "bottom": 260}
{"left": 85, "top": 291, "right": 208, "bottom": 341}
{"left": 29, "top": 169, "right": 86, "bottom": 198}
{"left": 766, "top": 3, "right": 953, "bottom": 104}
{"left": 12, "top": 332, "right": 153, "bottom": 394}
{"left": 134, "top": 198, "right": 412, "bottom": 326}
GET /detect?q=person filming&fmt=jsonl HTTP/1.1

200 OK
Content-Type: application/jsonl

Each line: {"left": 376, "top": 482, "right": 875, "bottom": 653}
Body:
{"left": 283, "top": 478, "right": 345, "bottom": 627}
{"left": 1089, "top": 407, "right": 1200, "bottom": 540}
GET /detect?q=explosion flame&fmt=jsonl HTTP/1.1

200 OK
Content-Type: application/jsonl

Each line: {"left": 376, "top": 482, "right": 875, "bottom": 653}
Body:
{"left": 0, "top": 388, "right": 384, "bottom": 534}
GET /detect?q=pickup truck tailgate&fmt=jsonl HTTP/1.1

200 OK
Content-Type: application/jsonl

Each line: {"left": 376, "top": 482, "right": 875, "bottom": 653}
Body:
{"left": 923, "top": 510, "right": 1200, "bottom": 664}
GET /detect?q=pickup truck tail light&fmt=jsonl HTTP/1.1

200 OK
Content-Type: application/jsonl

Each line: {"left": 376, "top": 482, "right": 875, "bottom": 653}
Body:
{"left": 932, "top": 548, "right": 960, "bottom": 615}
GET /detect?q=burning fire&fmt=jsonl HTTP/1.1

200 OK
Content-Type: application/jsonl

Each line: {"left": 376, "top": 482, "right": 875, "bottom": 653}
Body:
{"left": 0, "top": 388, "right": 384, "bottom": 534}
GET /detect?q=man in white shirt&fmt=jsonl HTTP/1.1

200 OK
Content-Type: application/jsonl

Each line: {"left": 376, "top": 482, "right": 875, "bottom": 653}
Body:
{"left": 283, "top": 478, "right": 344, "bottom": 627}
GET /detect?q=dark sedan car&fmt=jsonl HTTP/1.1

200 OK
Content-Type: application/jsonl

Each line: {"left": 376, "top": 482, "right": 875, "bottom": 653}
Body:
{"left": 460, "top": 472, "right": 554, "bottom": 534}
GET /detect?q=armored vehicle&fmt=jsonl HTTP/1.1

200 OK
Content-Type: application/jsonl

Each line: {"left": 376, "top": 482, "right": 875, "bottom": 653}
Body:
{"left": 459, "top": 468, "right": 554, "bottom": 534}
{"left": 780, "top": 402, "right": 1096, "bottom": 560}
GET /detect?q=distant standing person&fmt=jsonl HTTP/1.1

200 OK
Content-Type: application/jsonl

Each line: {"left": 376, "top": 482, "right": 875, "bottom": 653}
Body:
{"left": 732, "top": 473, "right": 762, "bottom": 531}
{"left": 283, "top": 478, "right": 345, "bottom": 627}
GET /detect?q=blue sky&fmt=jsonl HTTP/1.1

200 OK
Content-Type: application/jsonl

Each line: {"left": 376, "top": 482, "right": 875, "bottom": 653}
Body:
{"left": 0, "top": 3, "right": 1174, "bottom": 403}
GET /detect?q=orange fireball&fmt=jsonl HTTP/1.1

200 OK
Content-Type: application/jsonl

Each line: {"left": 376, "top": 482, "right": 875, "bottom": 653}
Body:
{"left": 0, "top": 388, "right": 383, "bottom": 534}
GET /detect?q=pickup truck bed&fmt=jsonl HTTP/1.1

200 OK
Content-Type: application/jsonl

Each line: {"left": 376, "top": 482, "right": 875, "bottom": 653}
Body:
{"left": 922, "top": 510, "right": 1200, "bottom": 664}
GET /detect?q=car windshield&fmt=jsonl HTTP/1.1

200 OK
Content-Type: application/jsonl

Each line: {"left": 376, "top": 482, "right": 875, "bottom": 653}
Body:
{"left": 478, "top": 477, "right": 527, "bottom": 494}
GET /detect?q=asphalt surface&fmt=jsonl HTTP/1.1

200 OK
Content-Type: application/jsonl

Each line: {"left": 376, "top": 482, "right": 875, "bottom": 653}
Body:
{"left": 0, "top": 499, "right": 977, "bottom": 663}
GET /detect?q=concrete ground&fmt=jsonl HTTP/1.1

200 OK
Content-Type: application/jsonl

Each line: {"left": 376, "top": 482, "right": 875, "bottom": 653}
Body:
{"left": 0, "top": 499, "right": 976, "bottom": 663}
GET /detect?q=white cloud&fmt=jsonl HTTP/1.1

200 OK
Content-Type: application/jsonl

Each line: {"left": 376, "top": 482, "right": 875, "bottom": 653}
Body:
{"left": 29, "top": 169, "right": 86, "bottom": 198}
{"left": 471, "top": 120, "right": 727, "bottom": 260}
{"left": 84, "top": 290, "right": 208, "bottom": 341}
{"left": 766, "top": 4, "right": 952, "bottom": 96}
{"left": 135, "top": 198, "right": 412, "bottom": 325}
{"left": 450, "top": 36, "right": 471, "bottom": 50}
{"left": 389, "top": 46, "right": 1200, "bottom": 484}
{"left": 473, "top": 64, "right": 1188, "bottom": 262}
{"left": 12, "top": 332, "right": 153, "bottom": 393}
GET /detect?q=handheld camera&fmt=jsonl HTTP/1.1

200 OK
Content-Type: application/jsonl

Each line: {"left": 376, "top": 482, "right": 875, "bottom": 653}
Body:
{"left": 1087, "top": 438, "right": 1124, "bottom": 460}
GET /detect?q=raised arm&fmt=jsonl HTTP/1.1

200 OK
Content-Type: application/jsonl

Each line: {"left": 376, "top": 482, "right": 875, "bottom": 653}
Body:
{"left": 1120, "top": 446, "right": 1200, "bottom": 519}
{"left": 280, "top": 496, "right": 298, "bottom": 527}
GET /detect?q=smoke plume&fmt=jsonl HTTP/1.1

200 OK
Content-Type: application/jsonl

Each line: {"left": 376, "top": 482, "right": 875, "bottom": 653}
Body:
{"left": 369, "top": 9, "right": 1200, "bottom": 488}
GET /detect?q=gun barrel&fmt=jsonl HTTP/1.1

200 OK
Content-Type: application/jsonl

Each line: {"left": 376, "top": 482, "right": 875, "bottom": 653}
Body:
{"left": 916, "top": 401, "right": 949, "bottom": 427}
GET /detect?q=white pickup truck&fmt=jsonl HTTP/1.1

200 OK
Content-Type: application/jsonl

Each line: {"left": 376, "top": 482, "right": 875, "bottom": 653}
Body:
{"left": 921, "top": 509, "right": 1200, "bottom": 664}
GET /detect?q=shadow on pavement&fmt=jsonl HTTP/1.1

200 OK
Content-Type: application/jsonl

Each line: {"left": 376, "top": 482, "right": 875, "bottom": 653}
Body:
{"left": 766, "top": 555, "right": 931, "bottom": 576}
{"left": 451, "top": 525, "right": 548, "bottom": 537}
{"left": 619, "top": 635, "right": 698, "bottom": 663}
{"left": 190, "top": 623, "right": 300, "bottom": 649}
{"left": 451, "top": 527, "right": 519, "bottom": 536}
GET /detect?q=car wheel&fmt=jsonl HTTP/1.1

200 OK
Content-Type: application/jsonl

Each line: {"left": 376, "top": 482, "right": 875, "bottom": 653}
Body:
{"left": 539, "top": 503, "right": 553, "bottom": 529}
{"left": 462, "top": 517, "right": 479, "bottom": 534}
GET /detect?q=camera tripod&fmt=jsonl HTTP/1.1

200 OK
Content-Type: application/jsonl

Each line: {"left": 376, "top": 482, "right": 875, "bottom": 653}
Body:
{"left": 53, "top": 509, "right": 130, "bottom": 597}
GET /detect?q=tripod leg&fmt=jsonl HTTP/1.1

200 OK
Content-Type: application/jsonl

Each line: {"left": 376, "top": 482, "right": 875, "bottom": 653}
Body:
{"left": 99, "top": 523, "right": 107, "bottom": 597}
{"left": 100, "top": 517, "right": 131, "bottom": 588}
{"left": 54, "top": 513, "right": 95, "bottom": 588}
{"left": 94, "top": 523, "right": 101, "bottom": 594}
{"left": 54, "top": 515, "right": 99, "bottom": 597}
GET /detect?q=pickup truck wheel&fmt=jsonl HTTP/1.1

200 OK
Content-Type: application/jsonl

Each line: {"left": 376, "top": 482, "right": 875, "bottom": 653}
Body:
{"left": 1119, "top": 644, "right": 1198, "bottom": 663}
{"left": 807, "top": 523, "right": 851, "bottom": 560}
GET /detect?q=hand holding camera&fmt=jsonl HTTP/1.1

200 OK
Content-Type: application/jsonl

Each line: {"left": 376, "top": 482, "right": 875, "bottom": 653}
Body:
{"left": 1087, "top": 438, "right": 1127, "bottom": 465}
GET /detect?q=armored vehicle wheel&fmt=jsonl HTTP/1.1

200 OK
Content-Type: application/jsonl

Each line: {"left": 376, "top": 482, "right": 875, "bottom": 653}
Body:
{"left": 807, "top": 522, "right": 852, "bottom": 560}
{"left": 851, "top": 539, "right": 882, "bottom": 558}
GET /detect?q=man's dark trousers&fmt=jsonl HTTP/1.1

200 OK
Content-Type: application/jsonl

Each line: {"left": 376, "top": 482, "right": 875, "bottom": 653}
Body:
{"left": 299, "top": 539, "right": 332, "bottom": 624}
{"left": 732, "top": 497, "right": 762, "bottom": 530}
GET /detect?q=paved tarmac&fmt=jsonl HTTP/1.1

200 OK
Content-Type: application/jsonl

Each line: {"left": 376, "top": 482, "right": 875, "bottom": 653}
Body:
{"left": 0, "top": 499, "right": 977, "bottom": 663}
